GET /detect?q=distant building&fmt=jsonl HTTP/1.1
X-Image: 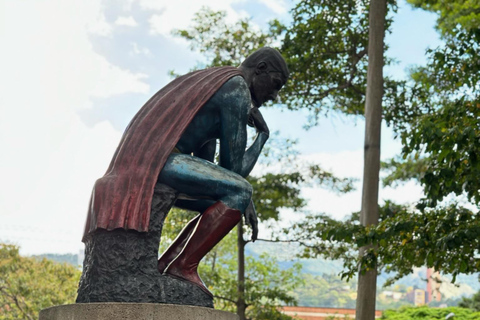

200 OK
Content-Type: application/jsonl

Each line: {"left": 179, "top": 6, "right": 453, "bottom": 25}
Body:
{"left": 426, "top": 268, "right": 442, "bottom": 303}
{"left": 280, "top": 306, "right": 382, "bottom": 319}
{"left": 406, "top": 288, "right": 426, "bottom": 306}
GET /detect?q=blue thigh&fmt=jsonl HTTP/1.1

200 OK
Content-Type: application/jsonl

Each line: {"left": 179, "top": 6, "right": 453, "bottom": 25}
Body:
{"left": 157, "top": 153, "right": 252, "bottom": 213}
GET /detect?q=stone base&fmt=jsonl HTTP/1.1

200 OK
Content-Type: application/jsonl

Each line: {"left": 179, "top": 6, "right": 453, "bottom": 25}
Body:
{"left": 77, "top": 184, "right": 213, "bottom": 308}
{"left": 39, "top": 303, "right": 239, "bottom": 320}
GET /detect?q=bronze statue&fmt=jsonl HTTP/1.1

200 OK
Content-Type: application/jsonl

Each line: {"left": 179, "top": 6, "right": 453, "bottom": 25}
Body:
{"left": 77, "top": 47, "right": 289, "bottom": 306}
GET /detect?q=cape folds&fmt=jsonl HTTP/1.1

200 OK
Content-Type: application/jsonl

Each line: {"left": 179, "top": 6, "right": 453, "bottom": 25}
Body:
{"left": 83, "top": 67, "right": 243, "bottom": 240}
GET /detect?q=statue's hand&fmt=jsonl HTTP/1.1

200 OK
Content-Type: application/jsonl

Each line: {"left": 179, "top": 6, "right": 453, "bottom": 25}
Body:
{"left": 248, "top": 107, "right": 269, "bottom": 136}
{"left": 244, "top": 200, "right": 258, "bottom": 242}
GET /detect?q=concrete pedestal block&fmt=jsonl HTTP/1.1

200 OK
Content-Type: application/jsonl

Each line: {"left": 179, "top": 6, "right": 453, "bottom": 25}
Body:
{"left": 39, "top": 303, "right": 239, "bottom": 320}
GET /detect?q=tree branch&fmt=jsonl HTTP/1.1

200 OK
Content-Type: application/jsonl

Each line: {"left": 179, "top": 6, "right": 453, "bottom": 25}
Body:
{"left": 214, "top": 294, "right": 238, "bottom": 304}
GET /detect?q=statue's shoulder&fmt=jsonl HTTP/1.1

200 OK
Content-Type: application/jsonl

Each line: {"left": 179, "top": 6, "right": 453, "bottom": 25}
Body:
{"left": 216, "top": 75, "right": 250, "bottom": 103}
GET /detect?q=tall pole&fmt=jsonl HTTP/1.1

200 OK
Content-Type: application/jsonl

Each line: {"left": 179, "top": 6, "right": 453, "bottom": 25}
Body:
{"left": 237, "top": 221, "right": 246, "bottom": 320}
{"left": 355, "top": 0, "right": 386, "bottom": 319}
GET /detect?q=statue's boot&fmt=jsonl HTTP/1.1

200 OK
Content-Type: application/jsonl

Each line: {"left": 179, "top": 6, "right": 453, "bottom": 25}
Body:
{"left": 164, "top": 201, "right": 242, "bottom": 297}
{"left": 158, "top": 214, "right": 201, "bottom": 273}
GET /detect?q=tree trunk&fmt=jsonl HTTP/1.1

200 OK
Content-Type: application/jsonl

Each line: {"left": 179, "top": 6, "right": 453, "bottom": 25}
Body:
{"left": 237, "top": 220, "right": 247, "bottom": 320}
{"left": 355, "top": 1, "right": 386, "bottom": 320}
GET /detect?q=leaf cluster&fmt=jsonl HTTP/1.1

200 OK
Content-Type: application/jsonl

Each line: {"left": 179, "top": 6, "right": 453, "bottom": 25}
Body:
{"left": 173, "top": 7, "right": 278, "bottom": 69}
{"left": 385, "top": 29, "right": 480, "bottom": 208}
{"left": 281, "top": 0, "right": 400, "bottom": 126}
{"left": 0, "top": 244, "right": 81, "bottom": 320}
{"left": 285, "top": 201, "right": 480, "bottom": 286}
{"left": 292, "top": 273, "right": 357, "bottom": 308}
{"left": 406, "top": 0, "right": 480, "bottom": 36}
{"left": 197, "top": 231, "right": 302, "bottom": 320}
{"left": 381, "top": 305, "right": 480, "bottom": 319}
{"left": 460, "top": 291, "right": 480, "bottom": 312}
{"left": 249, "top": 166, "right": 355, "bottom": 223}
{"left": 381, "top": 155, "right": 428, "bottom": 187}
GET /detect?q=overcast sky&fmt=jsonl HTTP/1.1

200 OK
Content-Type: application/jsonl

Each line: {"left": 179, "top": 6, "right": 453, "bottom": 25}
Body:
{"left": 0, "top": 0, "right": 440, "bottom": 255}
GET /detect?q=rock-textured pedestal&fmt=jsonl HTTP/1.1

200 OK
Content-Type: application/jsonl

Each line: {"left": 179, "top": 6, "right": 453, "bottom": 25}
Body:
{"left": 39, "top": 303, "right": 239, "bottom": 320}
{"left": 76, "top": 183, "right": 213, "bottom": 308}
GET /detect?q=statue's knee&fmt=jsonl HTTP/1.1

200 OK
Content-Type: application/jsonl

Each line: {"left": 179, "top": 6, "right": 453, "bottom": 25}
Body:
{"left": 237, "top": 180, "right": 253, "bottom": 212}
{"left": 244, "top": 182, "right": 253, "bottom": 200}
{"left": 222, "top": 178, "right": 252, "bottom": 212}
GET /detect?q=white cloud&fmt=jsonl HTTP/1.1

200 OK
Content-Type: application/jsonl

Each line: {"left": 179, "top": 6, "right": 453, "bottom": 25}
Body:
{"left": 0, "top": 0, "right": 148, "bottom": 254}
{"left": 89, "top": 55, "right": 150, "bottom": 97}
{"left": 130, "top": 42, "right": 152, "bottom": 56}
{"left": 252, "top": 149, "right": 423, "bottom": 221}
{"left": 301, "top": 150, "right": 423, "bottom": 219}
{"left": 258, "top": 0, "right": 288, "bottom": 14}
{"left": 87, "top": 11, "right": 113, "bottom": 36}
{"left": 145, "top": 0, "right": 248, "bottom": 37}
{"left": 115, "top": 16, "right": 138, "bottom": 27}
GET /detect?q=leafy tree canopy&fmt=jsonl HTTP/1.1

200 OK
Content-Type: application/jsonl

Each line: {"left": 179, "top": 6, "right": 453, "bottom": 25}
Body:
{"left": 281, "top": 0, "right": 401, "bottom": 126}
{"left": 460, "top": 291, "right": 480, "bottom": 312}
{"left": 172, "top": 6, "right": 281, "bottom": 70}
{"left": 285, "top": 201, "right": 480, "bottom": 286}
{"left": 385, "top": 28, "right": 480, "bottom": 209}
{"left": 407, "top": 0, "right": 480, "bottom": 35}
{"left": 381, "top": 305, "right": 480, "bottom": 319}
{"left": 0, "top": 244, "right": 80, "bottom": 320}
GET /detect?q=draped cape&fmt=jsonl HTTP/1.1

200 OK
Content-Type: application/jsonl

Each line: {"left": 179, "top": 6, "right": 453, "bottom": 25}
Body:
{"left": 83, "top": 67, "right": 243, "bottom": 241}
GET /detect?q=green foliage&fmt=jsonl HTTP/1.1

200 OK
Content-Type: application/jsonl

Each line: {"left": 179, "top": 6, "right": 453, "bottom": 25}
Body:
{"left": 381, "top": 305, "right": 480, "bottom": 319}
{"left": 460, "top": 291, "right": 480, "bottom": 312}
{"left": 385, "top": 29, "right": 480, "bottom": 209}
{"left": 196, "top": 230, "right": 302, "bottom": 320}
{"left": 249, "top": 173, "right": 306, "bottom": 222}
{"left": 173, "top": 7, "right": 279, "bottom": 68}
{"left": 293, "top": 273, "right": 356, "bottom": 308}
{"left": 286, "top": 201, "right": 480, "bottom": 286}
{"left": 281, "top": 0, "right": 401, "bottom": 126}
{"left": 249, "top": 168, "right": 355, "bottom": 224}
{"left": 363, "top": 2, "right": 480, "bottom": 291}
{"left": 0, "top": 244, "right": 81, "bottom": 320}
{"left": 381, "top": 155, "right": 428, "bottom": 187}
{"left": 406, "top": 0, "right": 480, "bottom": 35}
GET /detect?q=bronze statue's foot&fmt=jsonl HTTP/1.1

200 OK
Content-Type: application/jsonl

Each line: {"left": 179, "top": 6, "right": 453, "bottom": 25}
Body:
{"left": 157, "top": 259, "right": 168, "bottom": 274}
{"left": 165, "top": 266, "right": 213, "bottom": 298}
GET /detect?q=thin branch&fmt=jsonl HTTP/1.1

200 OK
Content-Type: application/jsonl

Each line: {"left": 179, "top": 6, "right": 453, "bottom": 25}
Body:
{"left": 255, "top": 237, "right": 319, "bottom": 249}
{"left": 214, "top": 294, "right": 238, "bottom": 304}
{"left": 12, "top": 295, "right": 34, "bottom": 320}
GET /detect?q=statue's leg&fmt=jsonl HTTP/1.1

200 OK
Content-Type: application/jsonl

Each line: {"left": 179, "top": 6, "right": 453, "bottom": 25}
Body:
{"left": 165, "top": 201, "right": 241, "bottom": 297}
{"left": 158, "top": 199, "right": 217, "bottom": 273}
{"left": 157, "top": 153, "right": 253, "bottom": 212}
{"left": 158, "top": 213, "right": 200, "bottom": 273}
{"left": 157, "top": 154, "right": 251, "bottom": 295}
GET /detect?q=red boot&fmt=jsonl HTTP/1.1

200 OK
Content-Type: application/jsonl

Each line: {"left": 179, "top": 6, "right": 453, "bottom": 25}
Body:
{"left": 164, "top": 201, "right": 242, "bottom": 297}
{"left": 158, "top": 214, "right": 201, "bottom": 273}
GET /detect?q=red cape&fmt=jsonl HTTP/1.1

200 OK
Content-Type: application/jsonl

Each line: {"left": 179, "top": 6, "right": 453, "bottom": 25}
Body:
{"left": 83, "top": 67, "right": 243, "bottom": 240}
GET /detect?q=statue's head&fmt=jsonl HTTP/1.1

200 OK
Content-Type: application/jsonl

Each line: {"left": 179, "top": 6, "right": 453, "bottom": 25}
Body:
{"left": 240, "top": 47, "right": 289, "bottom": 107}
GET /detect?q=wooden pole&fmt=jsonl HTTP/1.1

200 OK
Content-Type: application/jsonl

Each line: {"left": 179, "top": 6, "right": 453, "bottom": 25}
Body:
{"left": 355, "top": 0, "right": 386, "bottom": 319}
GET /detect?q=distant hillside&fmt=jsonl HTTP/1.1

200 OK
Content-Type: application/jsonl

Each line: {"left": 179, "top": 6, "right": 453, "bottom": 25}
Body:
{"left": 246, "top": 239, "right": 480, "bottom": 301}
{"left": 37, "top": 242, "right": 480, "bottom": 306}
{"left": 32, "top": 253, "right": 79, "bottom": 266}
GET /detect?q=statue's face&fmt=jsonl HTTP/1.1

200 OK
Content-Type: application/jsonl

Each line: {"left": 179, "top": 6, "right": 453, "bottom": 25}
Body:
{"left": 251, "top": 66, "right": 287, "bottom": 107}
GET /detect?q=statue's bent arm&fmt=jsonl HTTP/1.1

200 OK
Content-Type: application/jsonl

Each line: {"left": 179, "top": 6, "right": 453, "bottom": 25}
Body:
{"left": 218, "top": 78, "right": 268, "bottom": 178}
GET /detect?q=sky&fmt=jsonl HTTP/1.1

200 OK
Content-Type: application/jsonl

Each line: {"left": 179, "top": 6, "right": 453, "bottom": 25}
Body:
{"left": 0, "top": 0, "right": 441, "bottom": 255}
